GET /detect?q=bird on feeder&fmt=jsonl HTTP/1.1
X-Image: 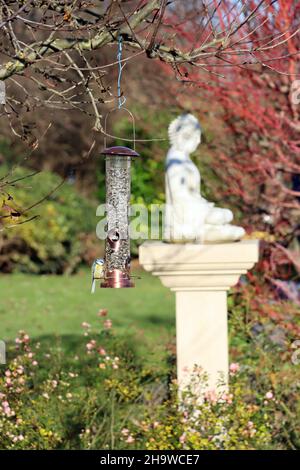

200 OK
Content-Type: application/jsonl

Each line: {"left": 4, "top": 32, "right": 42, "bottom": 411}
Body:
{"left": 91, "top": 258, "right": 105, "bottom": 293}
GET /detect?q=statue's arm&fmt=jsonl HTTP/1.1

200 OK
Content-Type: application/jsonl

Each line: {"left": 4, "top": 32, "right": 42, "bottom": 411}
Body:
{"left": 166, "top": 164, "right": 214, "bottom": 208}
{"left": 166, "top": 165, "right": 197, "bottom": 202}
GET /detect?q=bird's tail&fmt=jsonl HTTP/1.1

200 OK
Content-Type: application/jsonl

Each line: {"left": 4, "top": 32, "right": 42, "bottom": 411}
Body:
{"left": 91, "top": 279, "right": 96, "bottom": 294}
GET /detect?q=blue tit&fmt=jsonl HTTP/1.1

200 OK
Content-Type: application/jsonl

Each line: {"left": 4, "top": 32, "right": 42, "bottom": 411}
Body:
{"left": 91, "top": 258, "right": 104, "bottom": 293}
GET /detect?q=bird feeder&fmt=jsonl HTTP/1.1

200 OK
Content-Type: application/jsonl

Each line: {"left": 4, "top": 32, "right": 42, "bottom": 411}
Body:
{"left": 100, "top": 145, "right": 139, "bottom": 288}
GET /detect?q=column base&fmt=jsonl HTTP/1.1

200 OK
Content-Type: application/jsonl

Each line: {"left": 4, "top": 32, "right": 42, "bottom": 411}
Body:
{"left": 176, "top": 290, "right": 228, "bottom": 391}
{"left": 139, "top": 240, "right": 259, "bottom": 393}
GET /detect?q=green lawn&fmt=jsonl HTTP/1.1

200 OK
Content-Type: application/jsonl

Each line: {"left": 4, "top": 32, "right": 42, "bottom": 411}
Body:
{"left": 0, "top": 268, "right": 175, "bottom": 366}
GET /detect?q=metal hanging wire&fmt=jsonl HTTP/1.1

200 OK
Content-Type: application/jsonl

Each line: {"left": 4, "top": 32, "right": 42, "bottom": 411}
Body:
{"left": 117, "top": 35, "right": 126, "bottom": 109}
{"left": 102, "top": 34, "right": 166, "bottom": 145}
{"left": 103, "top": 107, "right": 136, "bottom": 150}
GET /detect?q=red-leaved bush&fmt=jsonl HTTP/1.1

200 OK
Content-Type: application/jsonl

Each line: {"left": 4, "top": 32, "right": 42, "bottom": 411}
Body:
{"left": 158, "top": 0, "right": 300, "bottom": 297}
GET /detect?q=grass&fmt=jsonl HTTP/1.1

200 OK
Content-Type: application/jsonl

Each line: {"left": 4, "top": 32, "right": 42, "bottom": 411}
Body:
{"left": 0, "top": 268, "right": 175, "bottom": 367}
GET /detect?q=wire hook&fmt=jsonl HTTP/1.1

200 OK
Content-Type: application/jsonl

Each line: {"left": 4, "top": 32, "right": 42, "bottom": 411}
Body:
{"left": 117, "top": 35, "right": 126, "bottom": 109}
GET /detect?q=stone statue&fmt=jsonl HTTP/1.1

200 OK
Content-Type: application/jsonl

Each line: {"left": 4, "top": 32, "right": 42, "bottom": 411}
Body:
{"left": 164, "top": 113, "right": 245, "bottom": 243}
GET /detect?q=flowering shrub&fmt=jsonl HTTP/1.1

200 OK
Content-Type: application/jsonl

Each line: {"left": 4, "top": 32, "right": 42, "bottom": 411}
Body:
{"left": 0, "top": 301, "right": 299, "bottom": 450}
{"left": 0, "top": 331, "right": 63, "bottom": 449}
{"left": 124, "top": 367, "right": 273, "bottom": 450}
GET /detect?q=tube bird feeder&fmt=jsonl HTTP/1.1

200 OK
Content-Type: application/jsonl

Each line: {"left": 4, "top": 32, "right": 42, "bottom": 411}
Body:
{"left": 100, "top": 145, "right": 139, "bottom": 288}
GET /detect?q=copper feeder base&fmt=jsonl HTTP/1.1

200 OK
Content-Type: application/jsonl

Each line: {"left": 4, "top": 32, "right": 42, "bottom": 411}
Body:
{"left": 101, "top": 269, "right": 134, "bottom": 288}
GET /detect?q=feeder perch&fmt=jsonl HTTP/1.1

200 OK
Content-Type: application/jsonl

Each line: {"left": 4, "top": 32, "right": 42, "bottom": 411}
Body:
{"left": 100, "top": 145, "right": 139, "bottom": 288}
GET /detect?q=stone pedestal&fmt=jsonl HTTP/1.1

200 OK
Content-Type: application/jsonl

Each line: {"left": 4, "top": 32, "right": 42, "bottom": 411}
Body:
{"left": 139, "top": 240, "right": 259, "bottom": 392}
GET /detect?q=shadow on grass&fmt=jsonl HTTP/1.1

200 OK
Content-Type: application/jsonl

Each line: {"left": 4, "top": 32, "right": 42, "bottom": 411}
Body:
{"left": 143, "top": 313, "right": 175, "bottom": 326}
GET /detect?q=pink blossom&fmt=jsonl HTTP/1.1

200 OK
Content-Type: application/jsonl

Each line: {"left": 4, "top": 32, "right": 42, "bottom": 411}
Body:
{"left": 265, "top": 391, "right": 274, "bottom": 400}
{"left": 229, "top": 363, "right": 240, "bottom": 374}
{"left": 205, "top": 389, "right": 217, "bottom": 404}
{"left": 125, "top": 435, "right": 135, "bottom": 444}
{"left": 220, "top": 392, "right": 233, "bottom": 404}
{"left": 32, "top": 361, "right": 38, "bottom": 366}
{"left": 86, "top": 340, "right": 96, "bottom": 351}
{"left": 179, "top": 433, "right": 186, "bottom": 444}
{"left": 5, "top": 370, "right": 11, "bottom": 377}
{"left": 121, "top": 428, "right": 130, "bottom": 436}
{"left": 81, "top": 322, "right": 91, "bottom": 329}
{"left": 11, "top": 434, "right": 23, "bottom": 442}
{"left": 98, "top": 309, "right": 108, "bottom": 317}
{"left": 3, "top": 405, "right": 13, "bottom": 417}
{"left": 98, "top": 347, "right": 106, "bottom": 356}
{"left": 103, "top": 319, "right": 112, "bottom": 329}
{"left": 5, "top": 378, "right": 12, "bottom": 387}
{"left": 227, "top": 393, "right": 233, "bottom": 404}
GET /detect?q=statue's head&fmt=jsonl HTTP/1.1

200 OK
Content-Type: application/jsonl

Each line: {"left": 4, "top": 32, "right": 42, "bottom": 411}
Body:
{"left": 168, "top": 113, "right": 201, "bottom": 154}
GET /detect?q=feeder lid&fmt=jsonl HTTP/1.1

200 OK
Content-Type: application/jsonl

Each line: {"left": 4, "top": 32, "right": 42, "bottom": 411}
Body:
{"left": 101, "top": 146, "right": 140, "bottom": 157}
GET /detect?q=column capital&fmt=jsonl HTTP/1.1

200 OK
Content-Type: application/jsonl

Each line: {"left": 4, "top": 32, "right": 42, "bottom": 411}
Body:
{"left": 139, "top": 240, "right": 259, "bottom": 291}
